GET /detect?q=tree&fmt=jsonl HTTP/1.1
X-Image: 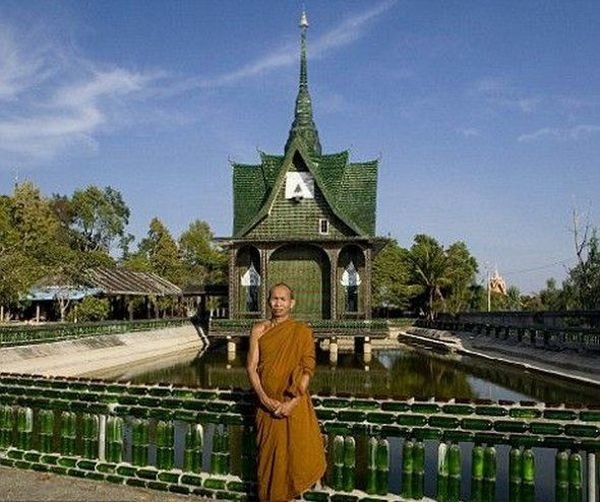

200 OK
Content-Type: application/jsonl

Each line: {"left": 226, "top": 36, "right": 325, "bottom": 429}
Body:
{"left": 372, "top": 239, "right": 410, "bottom": 310}
{"left": 69, "top": 185, "right": 130, "bottom": 253}
{"left": 445, "top": 241, "right": 479, "bottom": 314}
{"left": 537, "top": 278, "right": 565, "bottom": 311}
{"left": 179, "top": 219, "right": 227, "bottom": 286}
{"left": 0, "top": 183, "right": 64, "bottom": 317}
{"left": 565, "top": 228, "right": 600, "bottom": 310}
{"left": 137, "top": 217, "right": 183, "bottom": 285}
{"left": 405, "top": 234, "right": 451, "bottom": 319}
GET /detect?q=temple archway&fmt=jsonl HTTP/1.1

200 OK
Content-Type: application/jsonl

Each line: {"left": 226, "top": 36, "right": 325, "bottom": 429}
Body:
{"left": 268, "top": 244, "right": 331, "bottom": 320}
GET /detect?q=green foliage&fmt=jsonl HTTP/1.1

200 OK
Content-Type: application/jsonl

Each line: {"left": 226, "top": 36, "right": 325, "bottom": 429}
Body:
{"left": 137, "top": 218, "right": 184, "bottom": 285}
{"left": 68, "top": 296, "right": 110, "bottom": 322}
{"left": 179, "top": 219, "right": 227, "bottom": 286}
{"left": 563, "top": 230, "right": 600, "bottom": 310}
{"left": 372, "top": 239, "right": 410, "bottom": 309}
{"left": 69, "top": 185, "right": 130, "bottom": 253}
{"left": 373, "top": 234, "right": 479, "bottom": 318}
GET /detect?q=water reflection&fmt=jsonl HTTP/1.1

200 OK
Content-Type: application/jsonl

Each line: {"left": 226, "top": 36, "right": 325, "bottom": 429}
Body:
{"left": 108, "top": 343, "right": 599, "bottom": 404}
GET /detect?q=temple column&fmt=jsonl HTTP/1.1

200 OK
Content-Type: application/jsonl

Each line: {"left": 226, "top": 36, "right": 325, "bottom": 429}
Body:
{"left": 364, "top": 246, "right": 372, "bottom": 319}
{"left": 228, "top": 246, "right": 237, "bottom": 319}
{"left": 328, "top": 247, "right": 340, "bottom": 320}
{"left": 260, "top": 248, "right": 270, "bottom": 318}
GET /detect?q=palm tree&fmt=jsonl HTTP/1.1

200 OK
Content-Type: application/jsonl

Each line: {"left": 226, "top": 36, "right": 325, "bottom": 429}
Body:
{"left": 405, "top": 235, "right": 450, "bottom": 320}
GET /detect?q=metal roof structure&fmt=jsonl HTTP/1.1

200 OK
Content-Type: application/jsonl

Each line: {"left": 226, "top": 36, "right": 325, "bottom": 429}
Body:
{"left": 85, "top": 268, "right": 181, "bottom": 296}
{"left": 28, "top": 268, "right": 182, "bottom": 301}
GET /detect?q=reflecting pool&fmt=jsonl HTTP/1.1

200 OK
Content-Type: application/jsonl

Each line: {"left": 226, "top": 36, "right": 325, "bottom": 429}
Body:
{"left": 104, "top": 342, "right": 600, "bottom": 405}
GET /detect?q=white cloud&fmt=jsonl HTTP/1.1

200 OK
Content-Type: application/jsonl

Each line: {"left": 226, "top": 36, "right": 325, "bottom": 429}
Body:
{"left": 518, "top": 124, "right": 600, "bottom": 142}
{"left": 0, "top": 25, "right": 56, "bottom": 101}
{"left": 472, "top": 77, "right": 541, "bottom": 113}
{"left": 457, "top": 127, "right": 480, "bottom": 138}
{"left": 183, "top": 1, "right": 396, "bottom": 90}
{"left": 0, "top": 1, "right": 395, "bottom": 164}
{"left": 0, "top": 23, "right": 159, "bottom": 164}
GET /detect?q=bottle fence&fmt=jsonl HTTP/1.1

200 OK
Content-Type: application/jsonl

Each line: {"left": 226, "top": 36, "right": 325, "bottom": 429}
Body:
{"left": 0, "top": 372, "right": 598, "bottom": 501}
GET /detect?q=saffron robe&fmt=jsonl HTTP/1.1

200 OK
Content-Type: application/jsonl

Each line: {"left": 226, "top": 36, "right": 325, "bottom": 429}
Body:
{"left": 255, "top": 319, "right": 326, "bottom": 502}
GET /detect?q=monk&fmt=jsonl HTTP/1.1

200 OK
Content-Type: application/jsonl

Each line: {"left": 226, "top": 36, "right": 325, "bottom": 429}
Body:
{"left": 246, "top": 283, "right": 326, "bottom": 502}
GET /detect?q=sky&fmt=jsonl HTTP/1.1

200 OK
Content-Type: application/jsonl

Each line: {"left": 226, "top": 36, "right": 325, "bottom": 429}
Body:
{"left": 1, "top": 1, "right": 599, "bottom": 294}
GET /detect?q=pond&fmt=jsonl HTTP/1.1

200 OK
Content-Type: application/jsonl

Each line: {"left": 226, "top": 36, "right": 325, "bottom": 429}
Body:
{"left": 105, "top": 341, "right": 600, "bottom": 405}
{"left": 93, "top": 340, "right": 599, "bottom": 501}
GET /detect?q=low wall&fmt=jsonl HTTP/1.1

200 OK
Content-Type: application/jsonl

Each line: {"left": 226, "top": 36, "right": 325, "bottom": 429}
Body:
{"left": 0, "top": 325, "right": 204, "bottom": 377}
{"left": 0, "top": 374, "right": 598, "bottom": 501}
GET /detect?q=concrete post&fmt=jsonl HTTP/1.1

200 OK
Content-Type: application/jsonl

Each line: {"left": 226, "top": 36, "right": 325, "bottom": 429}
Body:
{"left": 329, "top": 337, "right": 338, "bottom": 365}
{"left": 588, "top": 452, "right": 597, "bottom": 502}
{"left": 227, "top": 336, "right": 236, "bottom": 362}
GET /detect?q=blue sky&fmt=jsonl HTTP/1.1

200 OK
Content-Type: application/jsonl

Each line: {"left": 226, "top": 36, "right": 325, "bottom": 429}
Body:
{"left": 1, "top": 1, "right": 599, "bottom": 293}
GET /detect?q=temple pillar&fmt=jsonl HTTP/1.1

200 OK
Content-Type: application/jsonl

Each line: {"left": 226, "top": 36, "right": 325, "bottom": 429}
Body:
{"left": 229, "top": 246, "right": 237, "bottom": 319}
{"left": 364, "top": 247, "right": 372, "bottom": 319}
{"left": 261, "top": 248, "right": 270, "bottom": 318}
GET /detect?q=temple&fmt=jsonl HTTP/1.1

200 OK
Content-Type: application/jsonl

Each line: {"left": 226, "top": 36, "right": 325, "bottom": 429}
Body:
{"left": 223, "top": 12, "right": 383, "bottom": 321}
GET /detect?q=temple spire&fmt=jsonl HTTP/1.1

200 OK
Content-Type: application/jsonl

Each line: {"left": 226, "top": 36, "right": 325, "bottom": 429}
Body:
{"left": 285, "top": 10, "right": 322, "bottom": 156}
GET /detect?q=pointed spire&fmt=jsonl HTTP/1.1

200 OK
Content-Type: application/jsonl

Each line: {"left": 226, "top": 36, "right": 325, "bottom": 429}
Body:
{"left": 285, "top": 10, "right": 322, "bottom": 156}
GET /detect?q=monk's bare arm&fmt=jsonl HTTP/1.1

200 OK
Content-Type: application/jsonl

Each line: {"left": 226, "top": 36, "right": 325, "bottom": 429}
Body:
{"left": 277, "top": 328, "right": 315, "bottom": 417}
{"left": 246, "top": 323, "right": 281, "bottom": 413}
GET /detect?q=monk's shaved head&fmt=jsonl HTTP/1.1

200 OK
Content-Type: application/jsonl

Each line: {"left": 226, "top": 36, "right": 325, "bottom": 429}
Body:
{"left": 268, "top": 282, "right": 294, "bottom": 301}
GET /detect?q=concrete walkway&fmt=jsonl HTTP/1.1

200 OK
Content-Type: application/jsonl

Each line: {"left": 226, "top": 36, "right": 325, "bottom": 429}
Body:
{"left": 403, "top": 327, "right": 600, "bottom": 387}
{"left": 0, "top": 325, "right": 204, "bottom": 377}
{"left": 0, "top": 466, "right": 195, "bottom": 501}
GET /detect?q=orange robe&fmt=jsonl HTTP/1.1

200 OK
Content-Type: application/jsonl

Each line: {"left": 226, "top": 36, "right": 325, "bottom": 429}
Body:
{"left": 255, "top": 319, "right": 326, "bottom": 502}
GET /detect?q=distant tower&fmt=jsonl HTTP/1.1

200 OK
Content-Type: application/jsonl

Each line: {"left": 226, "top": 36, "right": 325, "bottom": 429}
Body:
{"left": 223, "top": 12, "right": 383, "bottom": 320}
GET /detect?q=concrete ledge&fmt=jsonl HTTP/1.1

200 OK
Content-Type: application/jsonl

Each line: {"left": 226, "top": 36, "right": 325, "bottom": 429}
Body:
{"left": 403, "top": 327, "right": 600, "bottom": 387}
{"left": 0, "top": 325, "right": 204, "bottom": 378}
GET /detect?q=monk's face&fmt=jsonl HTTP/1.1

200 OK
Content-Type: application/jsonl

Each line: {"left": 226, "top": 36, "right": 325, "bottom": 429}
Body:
{"left": 268, "top": 285, "right": 295, "bottom": 319}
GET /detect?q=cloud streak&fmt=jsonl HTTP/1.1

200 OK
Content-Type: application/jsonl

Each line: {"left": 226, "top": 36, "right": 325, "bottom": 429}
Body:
{"left": 518, "top": 124, "right": 600, "bottom": 142}
{"left": 183, "top": 1, "right": 396, "bottom": 90}
{"left": 0, "top": 2, "right": 395, "bottom": 164}
{"left": 0, "top": 23, "right": 160, "bottom": 164}
{"left": 472, "top": 77, "right": 541, "bottom": 113}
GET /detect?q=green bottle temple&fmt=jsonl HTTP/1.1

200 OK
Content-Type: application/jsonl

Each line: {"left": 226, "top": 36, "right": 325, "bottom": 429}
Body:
{"left": 223, "top": 12, "right": 385, "bottom": 321}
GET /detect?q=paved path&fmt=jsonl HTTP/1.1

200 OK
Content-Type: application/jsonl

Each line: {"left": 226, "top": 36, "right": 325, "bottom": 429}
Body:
{"left": 0, "top": 466, "right": 196, "bottom": 501}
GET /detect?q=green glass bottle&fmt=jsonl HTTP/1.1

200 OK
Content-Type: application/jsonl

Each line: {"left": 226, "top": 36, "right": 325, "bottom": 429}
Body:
{"left": 448, "top": 443, "right": 461, "bottom": 502}
{"left": 155, "top": 420, "right": 174, "bottom": 470}
{"left": 331, "top": 435, "right": 344, "bottom": 491}
{"left": 436, "top": 443, "right": 449, "bottom": 502}
{"left": 376, "top": 438, "right": 389, "bottom": 496}
{"left": 17, "top": 407, "right": 33, "bottom": 450}
{"left": 412, "top": 440, "right": 425, "bottom": 500}
{"left": 105, "top": 416, "right": 123, "bottom": 463}
{"left": 37, "top": 409, "right": 54, "bottom": 453}
{"left": 343, "top": 436, "right": 356, "bottom": 492}
{"left": 366, "top": 437, "right": 377, "bottom": 495}
{"left": 60, "top": 411, "right": 76, "bottom": 456}
{"left": 81, "top": 414, "right": 99, "bottom": 459}
{"left": 401, "top": 439, "right": 413, "bottom": 499}
{"left": 568, "top": 453, "right": 582, "bottom": 502}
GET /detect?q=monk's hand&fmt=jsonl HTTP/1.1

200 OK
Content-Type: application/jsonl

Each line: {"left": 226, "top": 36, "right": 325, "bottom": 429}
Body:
{"left": 261, "top": 396, "right": 282, "bottom": 414}
{"left": 275, "top": 398, "right": 299, "bottom": 417}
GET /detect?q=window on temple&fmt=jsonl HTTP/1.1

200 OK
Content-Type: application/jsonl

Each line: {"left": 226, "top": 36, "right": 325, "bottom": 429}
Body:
{"left": 319, "top": 218, "right": 329, "bottom": 235}
{"left": 340, "top": 260, "right": 361, "bottom": 312}
{"left": 240, "top": 262, "right": 261, "bottom": 312}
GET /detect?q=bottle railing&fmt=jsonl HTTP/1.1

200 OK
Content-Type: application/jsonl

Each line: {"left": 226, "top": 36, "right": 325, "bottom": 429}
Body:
{"left": 0, "top": 318, "right": 190, "bottom": 348}
{"left": 418, "top": 319, "right": 600, "bottom": 353}
{"left": 210, "top": 318, "right": 390, "bottom": 337}
{"left": 0, "top": 373, "right": 598, "bottom": 501}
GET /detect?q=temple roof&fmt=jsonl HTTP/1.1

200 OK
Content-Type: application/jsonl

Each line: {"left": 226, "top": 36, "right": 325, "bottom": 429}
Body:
{"left": 231, "top": 12, "right": 378, "bottom": 239}
{"left": 233, "top": 144, "right": 377, "bottom": 237}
